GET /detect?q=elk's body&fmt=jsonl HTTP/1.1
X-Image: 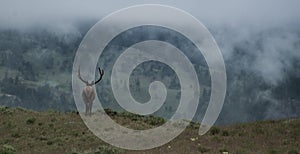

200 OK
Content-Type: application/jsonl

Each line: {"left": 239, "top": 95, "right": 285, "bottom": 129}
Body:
{"left": 82, "top": 86, "right": 95, "bottom": 116}
{"left": 78, "top": 67, "right": 104, "bottom": 116}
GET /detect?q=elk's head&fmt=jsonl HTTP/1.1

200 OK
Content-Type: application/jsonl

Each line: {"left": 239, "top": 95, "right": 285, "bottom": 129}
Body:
{"left": 78, "top": 66, "right": 104, "bottom": 86}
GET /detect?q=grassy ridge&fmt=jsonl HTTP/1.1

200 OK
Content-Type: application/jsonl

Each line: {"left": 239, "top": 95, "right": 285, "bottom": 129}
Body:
{"left": 0, "top": 106, "right": 299, "bottom": 154}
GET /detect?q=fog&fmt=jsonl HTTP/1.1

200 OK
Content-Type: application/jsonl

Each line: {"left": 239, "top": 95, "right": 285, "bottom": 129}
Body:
{"left": 1, "top": 0, "right": 300, "bottom": 30}
{"left": 1, "top": 1, "right": 299, "bottom": 83}
{"left": 0, "top": 0, "right": 300, "bottom": 122}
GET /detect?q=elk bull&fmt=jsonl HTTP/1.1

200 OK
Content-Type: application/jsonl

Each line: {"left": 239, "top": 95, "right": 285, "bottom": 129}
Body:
{"left": 78, "top": 67, "right": 104, "bottom": 116}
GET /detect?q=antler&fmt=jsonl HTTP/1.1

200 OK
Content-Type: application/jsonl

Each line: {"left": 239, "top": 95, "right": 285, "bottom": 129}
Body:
{"left": 78, "top": 66, "right": 104, "bottom": 85}
{"left": 78, "top": 66, "right": 88, "bottom": 85}
{"left": 94, "top": 67, "right": 104, "bottom": 85}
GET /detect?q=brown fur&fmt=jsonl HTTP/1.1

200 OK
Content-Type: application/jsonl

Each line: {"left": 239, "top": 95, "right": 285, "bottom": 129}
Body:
{"left": 78, "top": 66, "right": 104, "bottom": 116}
{"left": 82, "top": 86, "right": 95, "bottom": 116}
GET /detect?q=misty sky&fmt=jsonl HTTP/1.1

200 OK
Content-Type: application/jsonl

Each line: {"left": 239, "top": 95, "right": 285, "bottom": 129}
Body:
{"left": 1, "top": 0, "right": 300, "bottom": 30}
{"left": 1, "top": 0, "right": 300, "bottom": 86}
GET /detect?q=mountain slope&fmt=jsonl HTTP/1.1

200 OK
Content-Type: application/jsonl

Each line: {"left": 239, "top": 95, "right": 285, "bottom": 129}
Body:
{"left": 0, "top": 106, "right": 299, "bottom": 154}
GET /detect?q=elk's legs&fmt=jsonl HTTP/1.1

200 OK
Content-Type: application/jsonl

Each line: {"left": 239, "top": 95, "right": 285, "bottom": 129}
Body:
{"left": 85, "top": 102, "right": 93, "bottom": 116}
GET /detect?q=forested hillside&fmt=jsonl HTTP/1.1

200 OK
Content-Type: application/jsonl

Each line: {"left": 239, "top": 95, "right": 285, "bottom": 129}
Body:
{"left": 0, "top": 23, "right": 299, "bottom": 125}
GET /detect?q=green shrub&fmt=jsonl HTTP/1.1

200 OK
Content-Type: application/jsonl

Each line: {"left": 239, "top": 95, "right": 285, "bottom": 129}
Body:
{"left": 39, "top": 136, "right": 47, "bottom": 141}
{"left": 148, "top": 118, "right": 164, "bottom": 126}
{"left": 0, "top": 106, "right": 9, "bottom": 112}
{"left": 26, "top": 117, "right": 36, "bottom": 124}
{"left": 11, "top": 133, "right": 20, "bottom": 138}
{"left": 47, "top": 109, "right": 56, "bottom": 114}
{"left": 197, "top": 145, "right": 210, "bottom": 153}
{"left": 269, "top": 149, "right": 278, "bottom": 154}
{"left": 48, "top": 123, "right": 54, "bottom": 128}
{"left": 212, "top": 136, "right": 220, "bottom": 142}
{"left": 288, "top": 150, "right": 299, "bottom": 154}
{"left": 6, "top": 122, "right": 16, "bottom": 129}
{"left": 105, "top": 109, "right": 117, "bottom": 116}
{"left": 236, "top": 148, "right": 249, "bottom": 154}
{"left": 252, "top": 127, "right": 264, "bottom": 134}
{"left": 51, "top": 118, "right": 57, "bottom": 122}
{"left": 210, "top": 126, "right": 220, "bottom": 135}
{"left": 95, "top": 145, "right": 124, "bottom": 154}
{"left": 189, "top": 122, "right": 200, "bottom": 129}
{"left": 222, "top": 130, "right": 229, "bottom": 136}
{"left": 46, "top": 141, "right": 53, "bottom": 145}
{"left": 0, "top": 106, "right": 12, "bottom": 114}
{"left": 1, "top": 144, "right": 17, "bottom": 154}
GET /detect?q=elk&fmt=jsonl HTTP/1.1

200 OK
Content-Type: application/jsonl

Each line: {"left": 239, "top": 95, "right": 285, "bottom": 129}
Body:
{"left": 78, "top": 66, "right": 104, "bottom": 116}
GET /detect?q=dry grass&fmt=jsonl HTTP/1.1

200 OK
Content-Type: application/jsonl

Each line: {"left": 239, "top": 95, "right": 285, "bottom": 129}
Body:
{"left": 0, "top": 106, "right": 299, "bottom": 154}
